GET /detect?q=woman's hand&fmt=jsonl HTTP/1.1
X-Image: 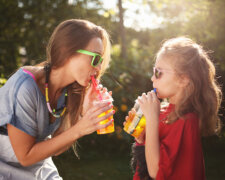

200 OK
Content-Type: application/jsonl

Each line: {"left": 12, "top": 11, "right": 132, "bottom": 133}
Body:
{"left": 82, "top": 82, "right": 112, "bottom": 116}
{"left": 75, "top": 101, "right": 115, "bottom": 137}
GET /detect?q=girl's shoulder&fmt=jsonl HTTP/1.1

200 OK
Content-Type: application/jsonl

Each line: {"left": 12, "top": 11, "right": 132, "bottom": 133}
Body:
{"left": 182, "top": 112, "right": 198, "bottom": 120}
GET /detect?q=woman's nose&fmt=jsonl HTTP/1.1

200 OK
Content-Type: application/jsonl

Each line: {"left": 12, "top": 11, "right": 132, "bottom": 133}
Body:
{"left": 95, "top": 63, "right": 102, "bottom": 71}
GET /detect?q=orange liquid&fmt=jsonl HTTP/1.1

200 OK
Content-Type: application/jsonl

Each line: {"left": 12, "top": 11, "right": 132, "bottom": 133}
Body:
{"left": 97, "top": 109, "right": 114, "bottom": 134}
{"left": 123, "top": 115, "right": 146, "bottom": 138}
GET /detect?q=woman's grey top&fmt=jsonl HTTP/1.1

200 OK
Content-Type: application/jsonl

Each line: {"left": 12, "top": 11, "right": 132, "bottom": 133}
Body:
{"left": 0, "top": 68, "right": 65, "bottom": 179}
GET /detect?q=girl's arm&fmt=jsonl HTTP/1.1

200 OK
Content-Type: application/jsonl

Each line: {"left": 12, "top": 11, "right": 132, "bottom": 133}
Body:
{"left": 7, "top": 102, "right": 114, "bottom": 167}
{"left": 138, "top": 91, "right": 160, "bottom": 179}
{"left": 145, "top": 114, "right": 160, "bottom": 178}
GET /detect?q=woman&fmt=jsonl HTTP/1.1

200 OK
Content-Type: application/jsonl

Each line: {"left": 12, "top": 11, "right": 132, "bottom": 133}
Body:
{"left": 0, "top": 19, "right": 114, "bottom": 179}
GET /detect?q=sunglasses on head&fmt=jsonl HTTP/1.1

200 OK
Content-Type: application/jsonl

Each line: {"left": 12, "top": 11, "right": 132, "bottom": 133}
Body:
{"left": 76, "top": 49, "right": 103, "bottom": 67}
{"left": 153, "top": 67, "right": 174, "bottom": 79}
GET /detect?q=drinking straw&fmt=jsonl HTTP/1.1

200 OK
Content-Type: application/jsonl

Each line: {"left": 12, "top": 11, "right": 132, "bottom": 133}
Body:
{"left": 91, "top": 76, "right": 103, "bottom": 100}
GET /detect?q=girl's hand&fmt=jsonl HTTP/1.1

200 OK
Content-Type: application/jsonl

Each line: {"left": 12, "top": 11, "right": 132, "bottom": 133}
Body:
{"left": 75, "top": 101, "right": 115, "bottom": 137}
{"left": 138, "top": 90, "right": 160, "bottom": 123}
{"left": 124, "top": 108, "right": 136, "bottom": 126}
{"left": 135, "top": 128, "right": 146, "bottom": 144}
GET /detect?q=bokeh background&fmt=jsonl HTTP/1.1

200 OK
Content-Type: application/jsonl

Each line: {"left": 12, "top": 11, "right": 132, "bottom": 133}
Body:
{"left": 1, "top": 0, "right": 225, "bottom": 179}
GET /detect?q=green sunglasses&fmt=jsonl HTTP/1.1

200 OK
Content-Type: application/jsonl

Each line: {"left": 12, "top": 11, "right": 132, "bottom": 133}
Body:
{"left": 76, "top": 49, "right": 103, "bottom": 67}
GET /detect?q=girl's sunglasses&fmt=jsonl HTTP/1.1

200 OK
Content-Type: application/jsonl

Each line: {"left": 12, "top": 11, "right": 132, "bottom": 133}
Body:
{"left": 153, "top": 67, "right": 174, "bottom": 79}
{"left": 76, "top": 49, "right": 103, "bottom": 67}
{"left": 153, "top": 67, "right": 162, "bottom": 79}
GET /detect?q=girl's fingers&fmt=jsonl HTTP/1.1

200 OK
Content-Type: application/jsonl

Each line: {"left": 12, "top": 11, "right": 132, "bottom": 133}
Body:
{"left": 147, "top": 92, "right": 152, "bottom": 100}
{"left": 150, "top": 90, "right": 158, "bottom": 102}
{"left": 131, "top": 108, "right": 136, "bottom": 114}
{"left": 138, "top": 97, "right": 143, "bottom": 104}
{"left": 128, "top": 111, "right": 133, "bottom": 116}
{"left": 143, "top": 92, "right": 147, "bottom": 98}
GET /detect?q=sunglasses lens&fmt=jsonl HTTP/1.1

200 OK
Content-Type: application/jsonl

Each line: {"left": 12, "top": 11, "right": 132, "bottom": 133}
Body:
{"left": 92, "top": 55, "right": 101, "bottom": 66}
{"left": 154, "top": 68, "right": 161, "bottom": 79}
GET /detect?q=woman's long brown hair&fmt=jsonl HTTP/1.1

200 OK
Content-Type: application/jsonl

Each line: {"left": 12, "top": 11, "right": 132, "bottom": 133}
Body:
{"left": 39, "top": 19, "right": 111, "bottom": 154}
{"left": 157, "top": 37, "right": 222, "bottom": 136}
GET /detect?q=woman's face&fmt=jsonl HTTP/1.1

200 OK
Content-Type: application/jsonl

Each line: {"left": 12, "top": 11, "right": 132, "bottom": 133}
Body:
{"left": 151, "top": 56, "right": 184, "bottom": 104}
{"left": 66, "top": 37, "right": 104, "bottom": 86}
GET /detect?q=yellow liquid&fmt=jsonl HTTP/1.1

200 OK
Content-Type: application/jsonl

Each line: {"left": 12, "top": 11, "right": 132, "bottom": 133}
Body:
{"left": 97, "top": 109, "right": 114, "bottom": 134}
{"left": 123, "top": 115, "right": 146, "bottom": 138}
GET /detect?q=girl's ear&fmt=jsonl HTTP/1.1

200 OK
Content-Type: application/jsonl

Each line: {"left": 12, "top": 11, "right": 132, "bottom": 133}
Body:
{"left": 178, "top": 75, "right": 190, "bottom": 88}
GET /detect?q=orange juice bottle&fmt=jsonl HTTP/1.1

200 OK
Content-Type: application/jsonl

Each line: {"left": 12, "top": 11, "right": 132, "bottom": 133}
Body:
{"left": 123, "top": 99, "right": 146, "bottom": 138}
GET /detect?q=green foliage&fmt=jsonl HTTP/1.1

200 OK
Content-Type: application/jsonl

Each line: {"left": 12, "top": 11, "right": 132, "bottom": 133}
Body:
{"left": 0, "top": 0, "right": 112, "bottom": 76}
{"left": 0, "top": 77, "right": 7, "bottom": 88}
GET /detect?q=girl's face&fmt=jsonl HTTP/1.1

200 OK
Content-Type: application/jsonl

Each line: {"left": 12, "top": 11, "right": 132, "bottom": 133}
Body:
{"left": 66, "top": 37, "right": 103, "bottom": 87}
{"left": 151, "top": 56, "right": 185, "bottom": 104}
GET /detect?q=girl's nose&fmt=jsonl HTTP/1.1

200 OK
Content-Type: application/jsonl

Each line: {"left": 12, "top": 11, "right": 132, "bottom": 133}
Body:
{"left": 151, "top": 75, "right": 155, "bottom": 82}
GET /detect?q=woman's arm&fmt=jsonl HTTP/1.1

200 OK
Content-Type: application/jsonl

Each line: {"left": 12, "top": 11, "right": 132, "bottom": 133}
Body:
{"left": 7, "top": 123, "right": 80, "bottom": 166}
{"left": 8, "top": 101, "right": 114, "bottom": 167}
{"left": 51, "top": 114, "right": 85, "bottom": 156}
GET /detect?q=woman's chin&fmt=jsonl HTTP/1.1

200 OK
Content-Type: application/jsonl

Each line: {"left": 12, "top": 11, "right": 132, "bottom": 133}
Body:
{"left": 81, "top": 80, "right": 90, "bottom": 87}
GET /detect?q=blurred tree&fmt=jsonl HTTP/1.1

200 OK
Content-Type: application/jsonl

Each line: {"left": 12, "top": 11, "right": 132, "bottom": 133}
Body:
{"left": 118, "top": 0, "right": 127, "bottom": 59}
{"left": 0, "top": 0, "right": 24, "bottom": 76}
{"left": 0, "top": 0, "right": 111, "bottom": 77}
{"left": 147, "top": 0, "right": 225, "bottom": 124}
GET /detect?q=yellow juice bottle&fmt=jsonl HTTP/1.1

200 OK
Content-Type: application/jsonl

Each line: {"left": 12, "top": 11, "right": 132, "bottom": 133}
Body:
{"left": 123, "top": 100, "right": 146, "bottom": 138}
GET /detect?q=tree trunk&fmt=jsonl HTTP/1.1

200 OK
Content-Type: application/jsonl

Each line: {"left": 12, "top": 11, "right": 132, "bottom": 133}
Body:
{"left": 118, "top": 0, "right": 126, "bottom": 59}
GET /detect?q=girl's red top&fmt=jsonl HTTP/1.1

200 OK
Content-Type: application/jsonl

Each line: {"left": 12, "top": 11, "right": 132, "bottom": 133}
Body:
{"left": 133, "top": 104, "right": 205, "bottom": 180}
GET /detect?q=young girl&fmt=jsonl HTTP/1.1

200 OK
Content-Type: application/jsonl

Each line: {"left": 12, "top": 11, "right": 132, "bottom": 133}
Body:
{"left": 0, "top": 19, "right": 114, "bottom": 179}
{"left": 126, "top": 37, "right": 222, "bottom": 180}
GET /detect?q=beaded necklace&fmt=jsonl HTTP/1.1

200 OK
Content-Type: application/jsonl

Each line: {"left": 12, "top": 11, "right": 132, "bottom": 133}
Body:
{"left": 44, "top": 65, "right": 67, "bottom": 118}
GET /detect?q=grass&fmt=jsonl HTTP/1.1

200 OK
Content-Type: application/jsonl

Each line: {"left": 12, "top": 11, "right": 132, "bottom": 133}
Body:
{"left": 53, "top": 135, "right": 225, "bottom": 180}
{"left": 53, "top": 151, "right": 133, "bottom": 180}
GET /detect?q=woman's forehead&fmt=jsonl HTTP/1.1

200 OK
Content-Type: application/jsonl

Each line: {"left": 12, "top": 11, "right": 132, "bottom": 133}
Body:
{"left": 85, "top": 37, "right": 103, "bottom": 55}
